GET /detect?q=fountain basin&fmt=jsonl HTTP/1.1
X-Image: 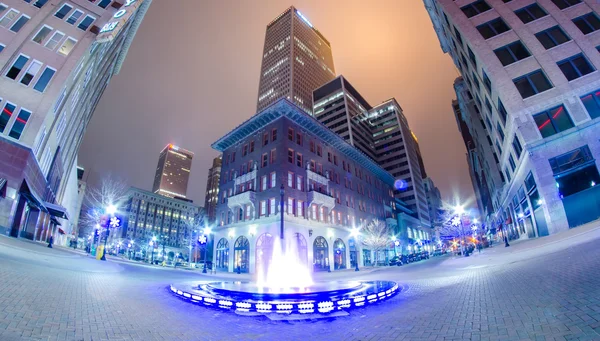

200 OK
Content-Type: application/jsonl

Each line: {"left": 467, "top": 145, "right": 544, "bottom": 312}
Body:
{"left": 169, "top": 280, "right": 400, "bottom": 315}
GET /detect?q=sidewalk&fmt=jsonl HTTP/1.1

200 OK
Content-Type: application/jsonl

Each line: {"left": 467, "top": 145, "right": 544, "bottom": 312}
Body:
{"left": 442, "top": 218, "right": 600, "bottom": 268}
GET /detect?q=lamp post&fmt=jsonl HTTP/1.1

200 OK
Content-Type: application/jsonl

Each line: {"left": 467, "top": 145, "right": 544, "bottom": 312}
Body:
{"left": 279, "top": 184, "right": 284, "bottom": 241}
{"left": 350, "top": 227, "right": 360, "bottom": 271}
{"left": 100, "top": 205, "right": 119, "bottom": 261}
{"left": 199, "top": 226, "right": 211, "bottom": 273}
{"left": 150, "top": 236, "right": 157, "bottom": 264}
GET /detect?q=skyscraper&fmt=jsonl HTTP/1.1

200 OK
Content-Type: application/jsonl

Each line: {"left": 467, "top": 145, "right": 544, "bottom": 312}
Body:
{"left": 152, "top": 144, "right": 194, "bottom": 199}
{"left": 256, "top": 6, "right": 336, "bottom": 114}
{"left": 313, "top": 76, "right": 432, "bottom": 226}
{"left": 0, "top": 0, "right": 152, "bottom": 243}
{"left": 204, "top": 155, "right": 222, "bottom": 224}
{"left": 424, "top": 0, "right": 600, "bottom": 236}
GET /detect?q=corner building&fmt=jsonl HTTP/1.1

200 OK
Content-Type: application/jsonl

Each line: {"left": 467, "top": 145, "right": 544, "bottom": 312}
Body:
{"left": 212, "top": 99, "right": 402, "bottom": 274}
{"left": 152, "top": 144, "right": 193, "bottom": 199}
{"left": 425, "top": 0, "right": 600, "bottom": 236}
{"left": 0, "top": 0, "right": 151, "bottom": 244}
{"left": 256, "top": 6, "right": 335, "bottom": 114}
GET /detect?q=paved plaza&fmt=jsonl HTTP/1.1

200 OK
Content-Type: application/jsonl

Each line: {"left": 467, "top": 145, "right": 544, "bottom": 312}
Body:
{"left": 1, "top": 223, "right": 600, "bottom": 341}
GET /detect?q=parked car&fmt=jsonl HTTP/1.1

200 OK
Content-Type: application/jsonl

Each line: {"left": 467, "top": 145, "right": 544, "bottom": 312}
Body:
{"left": 389, "top": 256, "right": 403, "bottom": 266}
{"left": 420, "top": 251, "right": 430, "bottom": 260}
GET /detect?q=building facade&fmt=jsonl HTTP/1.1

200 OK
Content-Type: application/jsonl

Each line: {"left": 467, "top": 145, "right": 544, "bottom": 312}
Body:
{"left": 211, "top": 99, "right": 416, "bottom": 274}
{"left": 423, "top": 177, "right": 443, "bottom": 227}
{"left": 204, "top": 155, "right": 221, "bottom": 224}
{"left": 152, "top": 144, "right": 193, "bottom": 199}
{"left": 425, "top": 0, "right": 600, "bottom": 235}
{"left": 313, "top": 76, "right": 433, "bottom": 227}
{"left": 0, "top": 0, "right": 151, "bottom": 244}
{"left": 120, "top": 187, "right": 201, "bottom": 257}
{"left": 256, "top": 6, "right": 335, "bottom": 114}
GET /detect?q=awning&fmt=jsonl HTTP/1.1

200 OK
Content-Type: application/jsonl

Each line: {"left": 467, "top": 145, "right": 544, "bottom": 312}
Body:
{"left": 50, "top": 216, "right": 61, "bottom": 226}
{"left": 44, "top": 202, "right": 69, "bottom": 220}
{"left": 0, "top": 178, "right": 6, "bottom": 198}
{"left": 58, "top": 228, "right": 66, "bottom": 235}
{"left": 20, "top": 187, "right": 46, "bottom": 211}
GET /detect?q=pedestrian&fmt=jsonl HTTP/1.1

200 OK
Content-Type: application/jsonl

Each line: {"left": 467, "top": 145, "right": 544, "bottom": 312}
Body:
{"left": 47, "top": 235, "right": 53, "bottom": 248}
{"left": 504, "top": 235, "right": 510, "bottom": 247}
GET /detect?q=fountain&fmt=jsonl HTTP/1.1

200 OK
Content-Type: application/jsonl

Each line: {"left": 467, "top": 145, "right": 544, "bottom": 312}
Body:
{"left": 169, "top": 231, "right": 399, "bottom": 316}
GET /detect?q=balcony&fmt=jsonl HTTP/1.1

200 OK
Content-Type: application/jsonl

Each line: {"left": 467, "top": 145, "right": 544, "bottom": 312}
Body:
{"left": 235, "top": 169, "right": 257, "bottom": 186}
{"left": 306, "top": 168, "right": 329, "bottom": 186}
{"left": 227, "top": 190, "right": 256, "bottom": 211}
{"left": 308, "top": 189, "right": 335, "bottom": 209}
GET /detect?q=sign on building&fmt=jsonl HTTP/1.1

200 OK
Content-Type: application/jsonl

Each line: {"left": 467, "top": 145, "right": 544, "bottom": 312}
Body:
{"left": 97, "top": 0, "right": 144, "bottom": 43}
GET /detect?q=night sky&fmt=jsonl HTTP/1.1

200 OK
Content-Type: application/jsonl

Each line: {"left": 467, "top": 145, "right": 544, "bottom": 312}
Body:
{"left": 79, "top": 0, "right": 475, "bottom": 208}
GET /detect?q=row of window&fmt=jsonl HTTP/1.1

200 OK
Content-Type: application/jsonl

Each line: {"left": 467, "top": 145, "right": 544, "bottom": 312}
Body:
{"left": 462, "top": 0, "right": 584, "bottom": 21}
{"left": 0, "top": 99, "right": 31, "bottom": 140}
{"left": 6, "top": 54, "right": 56, "bottom": 93}
{"left": 0, "top": 3, "right": 30, "bottom": 33}
{"left": 54, "top": 3, "right": 96, "bottom": 31}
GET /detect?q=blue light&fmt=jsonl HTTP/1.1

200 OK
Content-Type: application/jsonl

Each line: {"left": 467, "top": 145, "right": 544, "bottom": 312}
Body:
{"left": 394, "top": 179, "right": 408, "bottom": 190}
{"left": 296, "top": 10, "right": 313, "bottom": 27}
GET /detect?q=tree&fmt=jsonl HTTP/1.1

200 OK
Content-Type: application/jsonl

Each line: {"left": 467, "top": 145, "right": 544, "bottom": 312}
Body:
{"left": 78, "top": 175, "right": 129, "bottom": 238}
{"left": 359, "top": 219, "right": 391, "bottom": 266}
{"left": 181, "top": 209, "right": 206, "bottom": 266}
{"left": 436, "top": 201, "right": 470, "bottom": 255}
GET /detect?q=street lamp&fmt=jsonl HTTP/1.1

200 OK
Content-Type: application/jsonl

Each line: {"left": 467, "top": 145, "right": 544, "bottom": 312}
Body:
{"left": 150, "top": 236, "right": 156, "bottom": 264}
{"left": 350, "top": 227, "right": 360, "bottom": 271}
{"left": 198, "top": 227, "right": 211, "bottom": 273}
{"left": 101, "top": 208, "right": 120, "bottom": 261}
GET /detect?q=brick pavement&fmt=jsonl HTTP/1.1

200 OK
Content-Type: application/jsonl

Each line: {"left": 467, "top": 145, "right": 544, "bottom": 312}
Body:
{"left": 0, "top": 228, "right": 599, "bottom": 341}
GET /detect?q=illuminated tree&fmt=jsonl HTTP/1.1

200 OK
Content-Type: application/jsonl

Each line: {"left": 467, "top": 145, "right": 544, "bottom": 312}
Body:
{"left": 359, "top": 219, "right": 391, "bottom": 266}
{"left": 79, "top": 174, "right": 128, "bottom": 238}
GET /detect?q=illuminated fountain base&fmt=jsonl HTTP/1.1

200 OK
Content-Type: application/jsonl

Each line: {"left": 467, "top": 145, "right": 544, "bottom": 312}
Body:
{"left": 169, "top": 280, "right": 400, "bottom": 315}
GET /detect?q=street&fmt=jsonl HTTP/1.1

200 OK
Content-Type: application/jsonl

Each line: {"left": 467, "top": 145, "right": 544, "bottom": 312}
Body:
{"left": 1, "top": 223, "right": 600, "bottom": 341}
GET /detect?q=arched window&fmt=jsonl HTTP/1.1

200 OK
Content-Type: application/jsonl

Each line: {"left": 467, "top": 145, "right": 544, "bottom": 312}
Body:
{"left": 234, "top": 236, "right": 250, "bottom": 273}
{"left": 313, "top": 236, "right": 329, "bottom": 272}
{"left": 333, "top": 238, "right": 346, "bottom": 270}
{"left": 215, "top": 238, "right": 229, "bottom": 271}
{"left": 255, "top": 233, "right": 274, "bottom": 276}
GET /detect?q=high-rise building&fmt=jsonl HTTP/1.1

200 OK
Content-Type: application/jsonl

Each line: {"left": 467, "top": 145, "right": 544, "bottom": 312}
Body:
{"left": 152, "top": 144, "right": 194, "bottom": 199}
{"left": 256, "top": 6, "right": 335, "bottom": 114}
{"left": 423, "top": 177, "right": 443, "bottom": 227}
{"left": 204, "top": 155, "right": 222, "bottom": 224}
{"left": 313, "top": 76, "right": 432, "bottom": 227}
{"left": 0, "top": 0, "right": 152, "bottom": 243}
{"left": 453, "top": 78, "right": 504, "bottom": 223}
{"left": 425, "top": 0, "right": 600, "bottom": 236}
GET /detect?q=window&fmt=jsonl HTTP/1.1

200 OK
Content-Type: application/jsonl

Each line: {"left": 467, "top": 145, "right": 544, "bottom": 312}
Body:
{"left": 535, "top": 26, "right": 570, "bottom": 49}
{"left": 496, "top": 140, "right": 503, "bottom": 155}
{"left": 477, "top": 18, "right": 510, "bottom": 39}
{"left": 580, "top": 90, "right": 600, "bottom": 119}
{"left": 58, "top": 37, "right": 76, "bottom": 56}
{"left": 573, "top": 13, "right": 600, "bottom": 35}
{"left": 509, "top": 155, "right": 517, "bottom": 171}
{"left": 287, "top": 149, "right": 294, "bottom": 163}
{"left": 288, "top": 127, "right": 294, "bottom": 141}
{"left": 261, "top": 153, "right": 268, "bottom": 167}
{"left": 515, "top": 3, "right": 547, "bottom": 24}
{"left": 513, "top": 70, "right": 553, "bottom": 99}
{"left": 45, "top": 31, "right": 64, "bottom": 50}
{"left": 262, "top": 132, "right": 268, "bottom": 146}
{"left": 557, "top": 54, "right": 595, "bottom": 81}
{"left": 270, "top": 149, "right": 276, "bottom": 163}
{"left": 483, "top": 71, "right": 491, "bottom": 92}
{"left": 0, "top": 9, "right": 18, "bottom": 28}
{"left": 505, "top": 168, "right": 512, "bottom": 182}
{"left": 97, "top": 0, "right": 111, "bottom": 9}
{"left": 32, "top": 25, "right": 52, "bottom": 44}
{"left": 9, "top": 14, "right": 29, "bottom": 32}
{"left": 512, "top": 136, "right": 523, "bottom": 158}
{"left": 454, "top": 26, "right": 463, "bottom": 46}
{"left": 550, "top": 146, "right": 600, "bottom": 198}
{"left": 260, "top": 201, "right": 266, "bottom": 216}
{"left": 309, "top": 140, "right": 315, "bottom": 153}
{"left": 19, "top": 60, "right": 41, "bottom": 86}
{"left": 77, "top": 15, "right": 95, "bottom": 31}
{"left": 296, "top": 152, "right": 302, "bottom": 167}
{"left": 316, "top": 145, "right": 322, "bottom": 157}
{"left": 550, "top": 0, "right": 581, "bottom": 10}
{"left": 270, "top": 172, "right": 276, "bottom": 188}
{"left": 287, "top": 172, "right": 294, "bottom": 187}
{"left": 296, "top": 200, "right": 303, "bottom": 217}
{"left": 494, "top": 41, "right": 530, "bottom": 66}
{"left": 496, "top": 122, "right": 505, "bottom": 142}
{"left": 498, "top": 99, "right": 508, "bottom": 123}
{"left": 461, "top": 1, "right": 491, "bottom": 18}
{"left": 8, "top": 108, "right": 31, "bottom": 140}
{"left": 249, "top": 141, "right": 254, "bottom": 152}
{"left": 271, "top": 128, "right": 277, "bottom": 141}
{"left": 287, "top": 198, "right": 294, "bottom": 214}
{"left": 54, "top": 4, "right": 72, "bottom": 19}
{"left": 296, "top": 175, "right": 303, "bottom": 191}
{"left": 296, "top": 132, "right": 302, "bottom": 145}
{"left": 0, "top": 102, "right": 16, "bottom": 133}
{"left": 533, "top": 105, "right": 574, "bottom": 138}
{"left": 66, "top": 9, "right": 83, "bottom": 25}
{"left": 0, "top": 44, "right": 4, "bottom": 53}
{"left": 261, "top": 175, "right": 267, "bottom": 191}
{"left": 6, "top": 54, "right": 29, "bottom": 80}
{"left": 242, "top": 144, "right": 248, "bottom": 156}
{"left": 33, "top": 0, "right": 48, "bottom": 8}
